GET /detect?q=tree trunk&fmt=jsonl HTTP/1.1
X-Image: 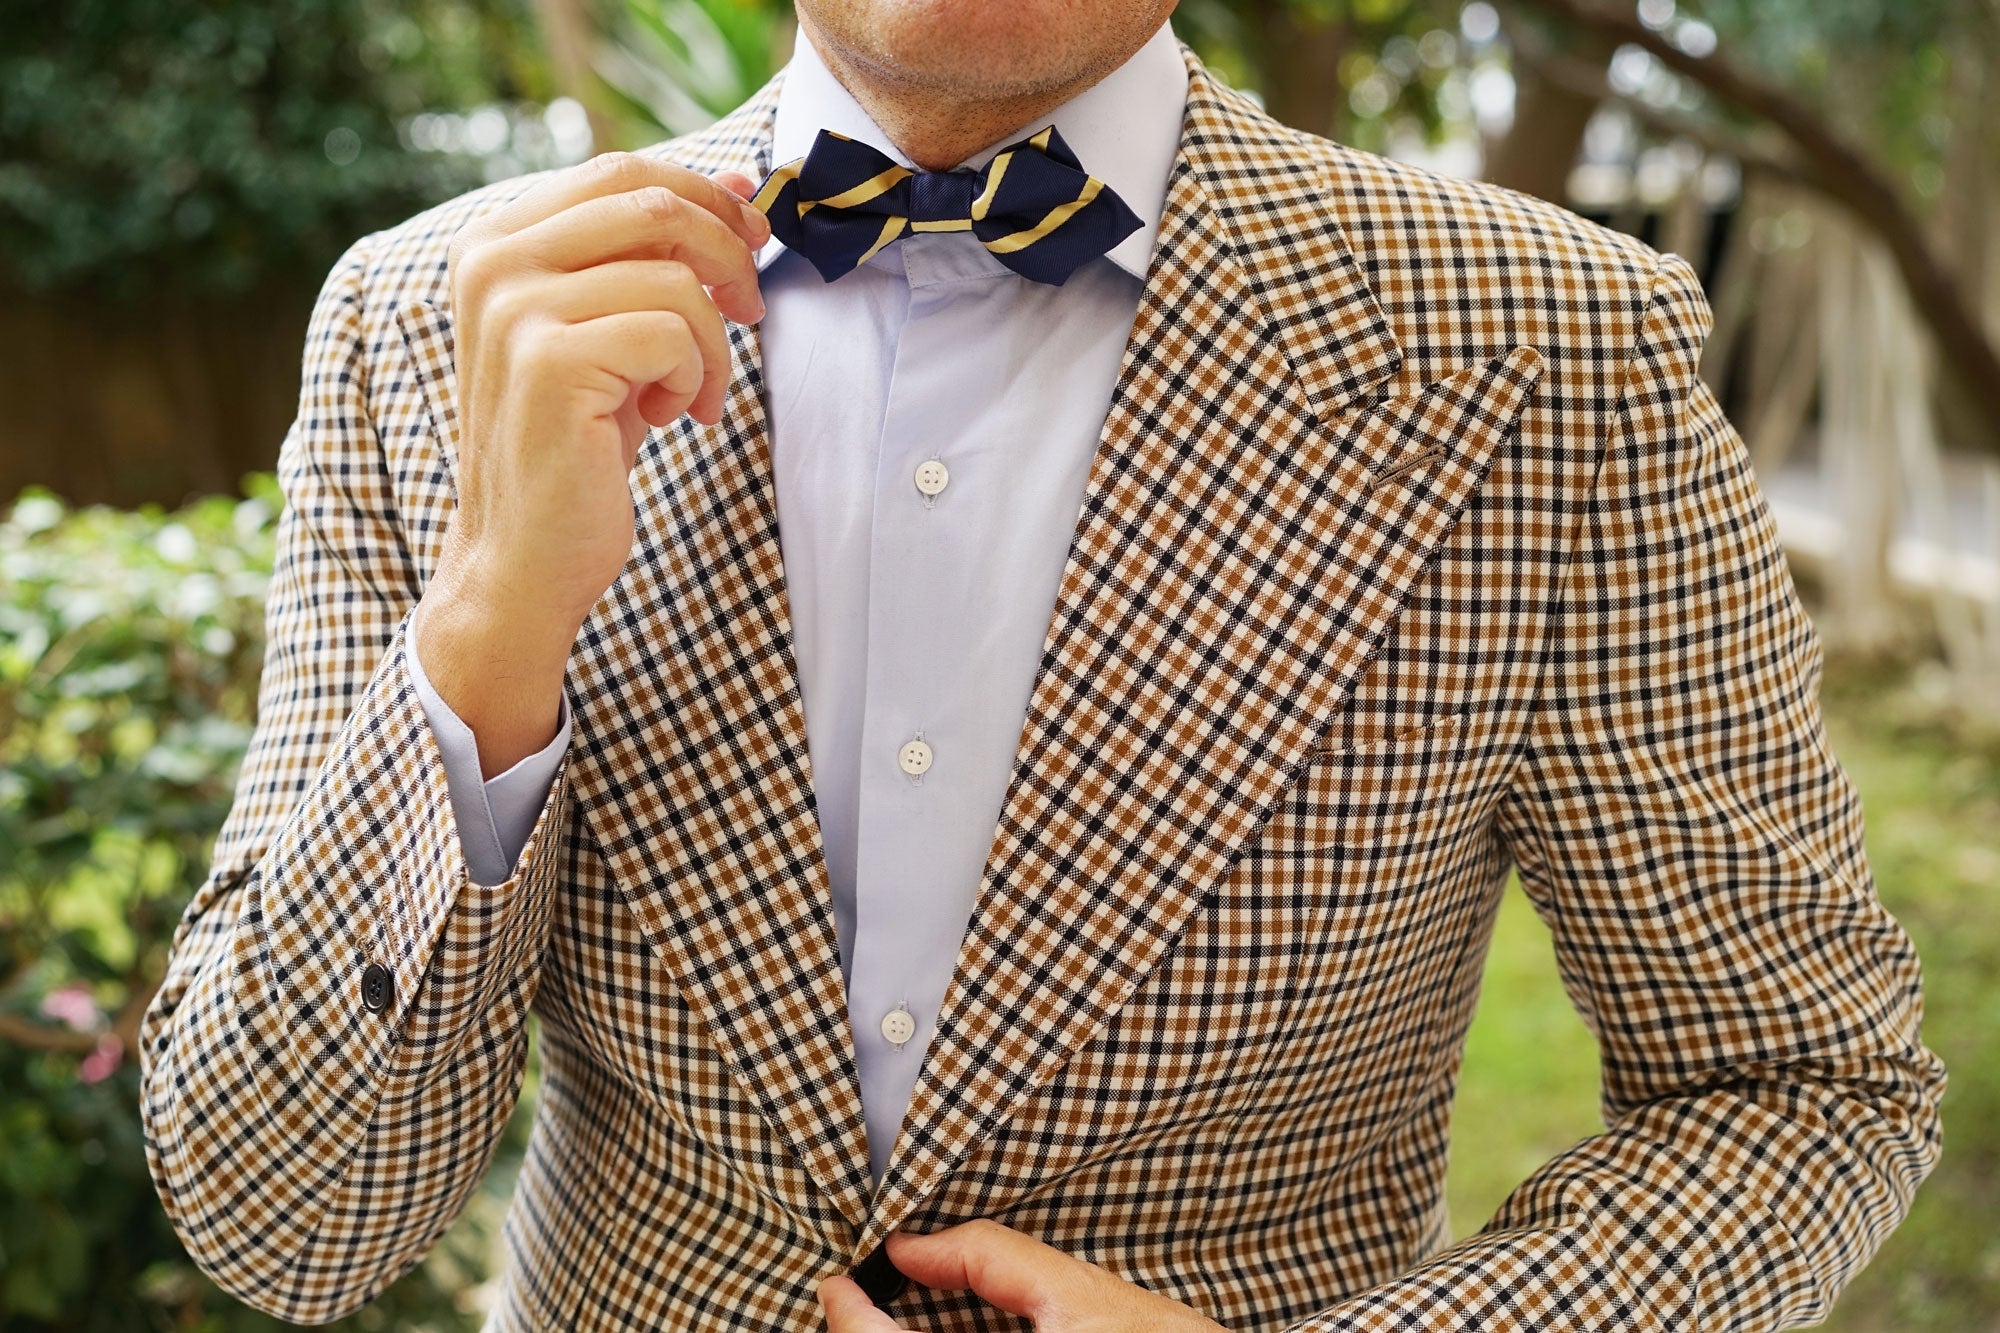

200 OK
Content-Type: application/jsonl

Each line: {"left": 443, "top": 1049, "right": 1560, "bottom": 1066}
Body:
{"left": 0, "top": 281, "right": 314, "bottom": 507}
{"left": 1245, "top": 7, "right": 1351, "bottom": 143}
{"left": 1483, "top": 24, "right": 1615, "bottom": 204}
{"left": 533, "top": 0, "right": 619, "bottom": 153}
{"left": 1511, "top": 0, "right": 2000, "bottom": 459}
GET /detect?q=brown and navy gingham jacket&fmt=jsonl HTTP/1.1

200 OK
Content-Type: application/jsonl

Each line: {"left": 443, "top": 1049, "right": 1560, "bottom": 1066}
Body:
{"left": 140, "top": 40, "right": 1946, "bottom": 1332}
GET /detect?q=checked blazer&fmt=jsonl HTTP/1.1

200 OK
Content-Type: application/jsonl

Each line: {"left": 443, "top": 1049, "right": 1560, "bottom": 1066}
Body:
{"left": 140, "top": 38, "right": 1945, "bottom": 1333}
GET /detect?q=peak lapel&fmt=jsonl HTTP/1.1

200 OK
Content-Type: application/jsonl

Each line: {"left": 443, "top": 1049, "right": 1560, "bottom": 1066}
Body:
{"left": 855, "top": 47, "right": 1543, "bottom": 1253}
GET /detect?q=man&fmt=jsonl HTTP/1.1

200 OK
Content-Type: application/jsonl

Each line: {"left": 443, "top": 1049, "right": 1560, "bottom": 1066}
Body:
{"left": 139, "top": 0, "right": 1946, "bottom": 1328}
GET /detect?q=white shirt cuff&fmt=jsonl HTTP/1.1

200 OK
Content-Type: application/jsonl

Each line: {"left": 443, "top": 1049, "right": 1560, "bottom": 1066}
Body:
{"left": 406, "top": 611, "right": 572, "bottom": 886}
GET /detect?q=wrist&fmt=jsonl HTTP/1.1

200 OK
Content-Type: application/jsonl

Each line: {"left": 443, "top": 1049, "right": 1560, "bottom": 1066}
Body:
{"left": 423, "top": 542, "right": 583, "bottom": 667}
{"left": 414, "top": 548, "right": 577, "bottom": 778}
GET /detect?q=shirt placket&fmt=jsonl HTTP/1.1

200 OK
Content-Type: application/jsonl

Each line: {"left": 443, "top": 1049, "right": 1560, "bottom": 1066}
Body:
{"left": 847, "top": 236, "right": 1013, "bottom": 1187}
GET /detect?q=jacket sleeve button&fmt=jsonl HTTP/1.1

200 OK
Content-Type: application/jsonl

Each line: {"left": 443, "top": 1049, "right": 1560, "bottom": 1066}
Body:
{"left": 361, "top": 961, "right": 394, "bottom": 1013}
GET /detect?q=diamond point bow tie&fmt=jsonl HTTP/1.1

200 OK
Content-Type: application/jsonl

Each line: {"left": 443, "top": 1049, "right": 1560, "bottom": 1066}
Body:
{"left": 750, "top": 124, "right": 1143, "bottom": 286}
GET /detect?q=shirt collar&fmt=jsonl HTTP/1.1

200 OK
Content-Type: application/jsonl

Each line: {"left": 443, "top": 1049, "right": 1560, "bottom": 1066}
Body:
{"left": 753, "top": 18, "right": 1189, "bottom": 281}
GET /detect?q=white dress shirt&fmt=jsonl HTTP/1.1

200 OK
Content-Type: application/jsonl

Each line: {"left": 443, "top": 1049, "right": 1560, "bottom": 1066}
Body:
{"left": 409, "top": 17, "right": 1189, "bottom": 1188}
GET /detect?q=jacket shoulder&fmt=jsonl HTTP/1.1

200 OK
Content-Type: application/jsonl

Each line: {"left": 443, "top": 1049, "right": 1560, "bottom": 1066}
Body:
{"left": 1260, "top": 121, "right": 1676, "bottom": 388}
{"left": 1304, "top": 130, "right": 1662, "bottom": 289}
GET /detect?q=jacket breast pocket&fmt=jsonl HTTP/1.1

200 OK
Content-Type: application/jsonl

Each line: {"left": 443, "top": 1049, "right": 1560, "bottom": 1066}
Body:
{"left": 1277, "top": 706, "right": 1471, "bottom": 847}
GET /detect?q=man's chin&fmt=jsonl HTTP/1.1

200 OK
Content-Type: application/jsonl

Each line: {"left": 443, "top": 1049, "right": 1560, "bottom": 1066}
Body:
{"left": 803, "top": 1, "right": 1095, "bottom": 98}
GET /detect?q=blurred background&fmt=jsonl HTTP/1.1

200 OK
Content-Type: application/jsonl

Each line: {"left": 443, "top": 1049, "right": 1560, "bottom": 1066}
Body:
{"left": 2, "top": 0, "right": 1995, "bottom": 1328}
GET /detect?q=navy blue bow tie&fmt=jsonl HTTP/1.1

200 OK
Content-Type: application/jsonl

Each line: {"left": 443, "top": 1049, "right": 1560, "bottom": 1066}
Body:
{"left": 750, "top": 124, "right": 1142, "bottom": 286}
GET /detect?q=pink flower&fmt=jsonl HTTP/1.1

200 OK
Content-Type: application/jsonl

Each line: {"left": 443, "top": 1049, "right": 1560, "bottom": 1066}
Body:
{"left": 39, "top": 985, "right": 100, "bottom": 1032}
{"left": 79, "top": 1033, "right": 124, "bottom": 1084}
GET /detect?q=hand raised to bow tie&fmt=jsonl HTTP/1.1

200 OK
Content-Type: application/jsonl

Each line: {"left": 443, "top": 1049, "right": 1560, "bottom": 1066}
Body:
{"left": 751, "top": 124, "right": 1142, "bottom": 285}
{"left": 816, "top": 1220, "right": 1229, "bottom": 1332}
{"left": 414, "top": 153, "right": 768, "bottom": 777}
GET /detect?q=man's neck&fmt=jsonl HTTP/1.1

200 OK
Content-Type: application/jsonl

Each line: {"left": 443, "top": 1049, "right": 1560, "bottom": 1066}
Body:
{"left": 793, "top": 16, "right": 1139, "bottom": 171}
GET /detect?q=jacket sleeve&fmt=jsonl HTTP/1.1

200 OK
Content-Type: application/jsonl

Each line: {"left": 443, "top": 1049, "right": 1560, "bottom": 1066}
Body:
{"left": 137, "top": 230, "right": 577, "bottom": 1324}
{"left": 1285, "top": 253, "right": 1947, "bottom": 1332}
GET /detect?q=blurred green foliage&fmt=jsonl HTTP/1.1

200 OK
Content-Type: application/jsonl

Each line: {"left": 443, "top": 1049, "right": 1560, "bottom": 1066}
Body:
{"left": 594, "top": 0, "right": 795, "bottom": 138}
{"left": 0, "top": 0, "right": 550, "bottom": 303}
{"left": 585, "top": 0, "right": 1990, "bottom": 208}
{"left": 0, "top": 484, "right": 527, "bottom": 1330}
{"left": 587, "top": 0, "right": 1475, "bottom": 156}
{"left": 1174, "top": 0, "right": 1473, "bottom": 150}
{"left": 1681, "top": 0, "right": 1990, "bottom": 194}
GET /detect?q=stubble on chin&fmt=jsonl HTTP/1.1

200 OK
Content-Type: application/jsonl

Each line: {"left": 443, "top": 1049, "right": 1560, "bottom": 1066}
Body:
{"left": 798, "top": 0, "right": 1162, "bottom": 106}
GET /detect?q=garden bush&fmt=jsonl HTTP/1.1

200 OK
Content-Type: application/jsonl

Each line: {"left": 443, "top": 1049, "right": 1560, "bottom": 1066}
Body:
{"left": 0, "top": 480, "right": 524, "bottom": 1331}
{"left": 1, "top": 0, "right": 549, "bottom": 304}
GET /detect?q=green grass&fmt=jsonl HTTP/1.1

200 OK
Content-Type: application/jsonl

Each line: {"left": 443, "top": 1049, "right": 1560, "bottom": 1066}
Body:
{"left": 1446, "top": 653, "right": 2000, "bottom": 1330}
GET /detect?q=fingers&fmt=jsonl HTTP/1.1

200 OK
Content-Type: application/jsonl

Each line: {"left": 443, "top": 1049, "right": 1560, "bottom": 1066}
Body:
{"left": 447, "top": 155, "right": 772, "bottom": 329}
{"left": 522, "top": 258, "right": 734, "bottom": 399}
{"left": 486, "top": 151, "right": 769, "bottom": 249}
{"left": 712, "top": 169, "right": 759, "bottom": 201}
{"left": 544, "top": 309, "right": 714, "bottom": 427}
{"left": 815, "top": 1275, "right": 908, "bottom": 1332}
{"left": 495, "top": 259, "right": 731, "bottom": 424}
{"left": 883, "top": 1220, "right": 1094, "bottom": 1322}
{"left": 502, "top": 188, "right": 765, "bottom": 323}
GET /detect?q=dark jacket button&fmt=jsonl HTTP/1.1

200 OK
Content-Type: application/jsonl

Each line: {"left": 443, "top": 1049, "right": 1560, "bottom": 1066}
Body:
{"left": 851, "top": 1238, "right": 908, "bottom": 1306}
{"left": 360, "top": 962, "right": 394, "bottom": 1013}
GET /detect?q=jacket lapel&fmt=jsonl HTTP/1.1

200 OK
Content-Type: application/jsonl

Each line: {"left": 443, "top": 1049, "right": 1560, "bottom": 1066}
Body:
{"left": 555, "top": 77, "right": 890, "bottom": 1235}
{"left": 853, "top": 49, "right": 1543, "bottom": 1253}
{"left": 397, "top": 74, "right": 881, "bottom": 1234}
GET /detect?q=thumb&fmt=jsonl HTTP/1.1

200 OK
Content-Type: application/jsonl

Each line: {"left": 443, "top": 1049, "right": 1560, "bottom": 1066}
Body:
{"left": 885, "top": 1220, "right": 1096, "bottom": 1321}
{"left": 711, "top": 169, "right": 759, "bottom": 201}
{"left": 815, "top": 1275, "right": 904, "bottom": 1331}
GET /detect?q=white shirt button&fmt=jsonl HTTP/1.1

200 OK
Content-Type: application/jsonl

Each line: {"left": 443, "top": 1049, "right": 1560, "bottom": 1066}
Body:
{"left": 880, "top": 1007, "right": 917, "bottom": 1046}
{"left": 914, "top": 459, "right": 949, "bottom": 496}
{"left": 897, "top": 738, "right": 933, "bottom": 776}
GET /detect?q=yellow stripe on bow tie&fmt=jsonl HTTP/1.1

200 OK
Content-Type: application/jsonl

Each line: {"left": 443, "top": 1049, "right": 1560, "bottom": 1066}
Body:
{"left": 909, "top": 218, "right": 974, "bottom": 232}
{"left": 984, "top": 176, "right": 1104, "bottom": 254}
{"left": 750, "top": 161, "right": 801, "bottom": 215}
{"left": 853, "top": 214, "right": 909, "bottom": 267}
{"left": 814, "top": 164, "right": 914, "bottom": 210}
{"left": 970, "top": 151, "right": 1013, "bottom": 221}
